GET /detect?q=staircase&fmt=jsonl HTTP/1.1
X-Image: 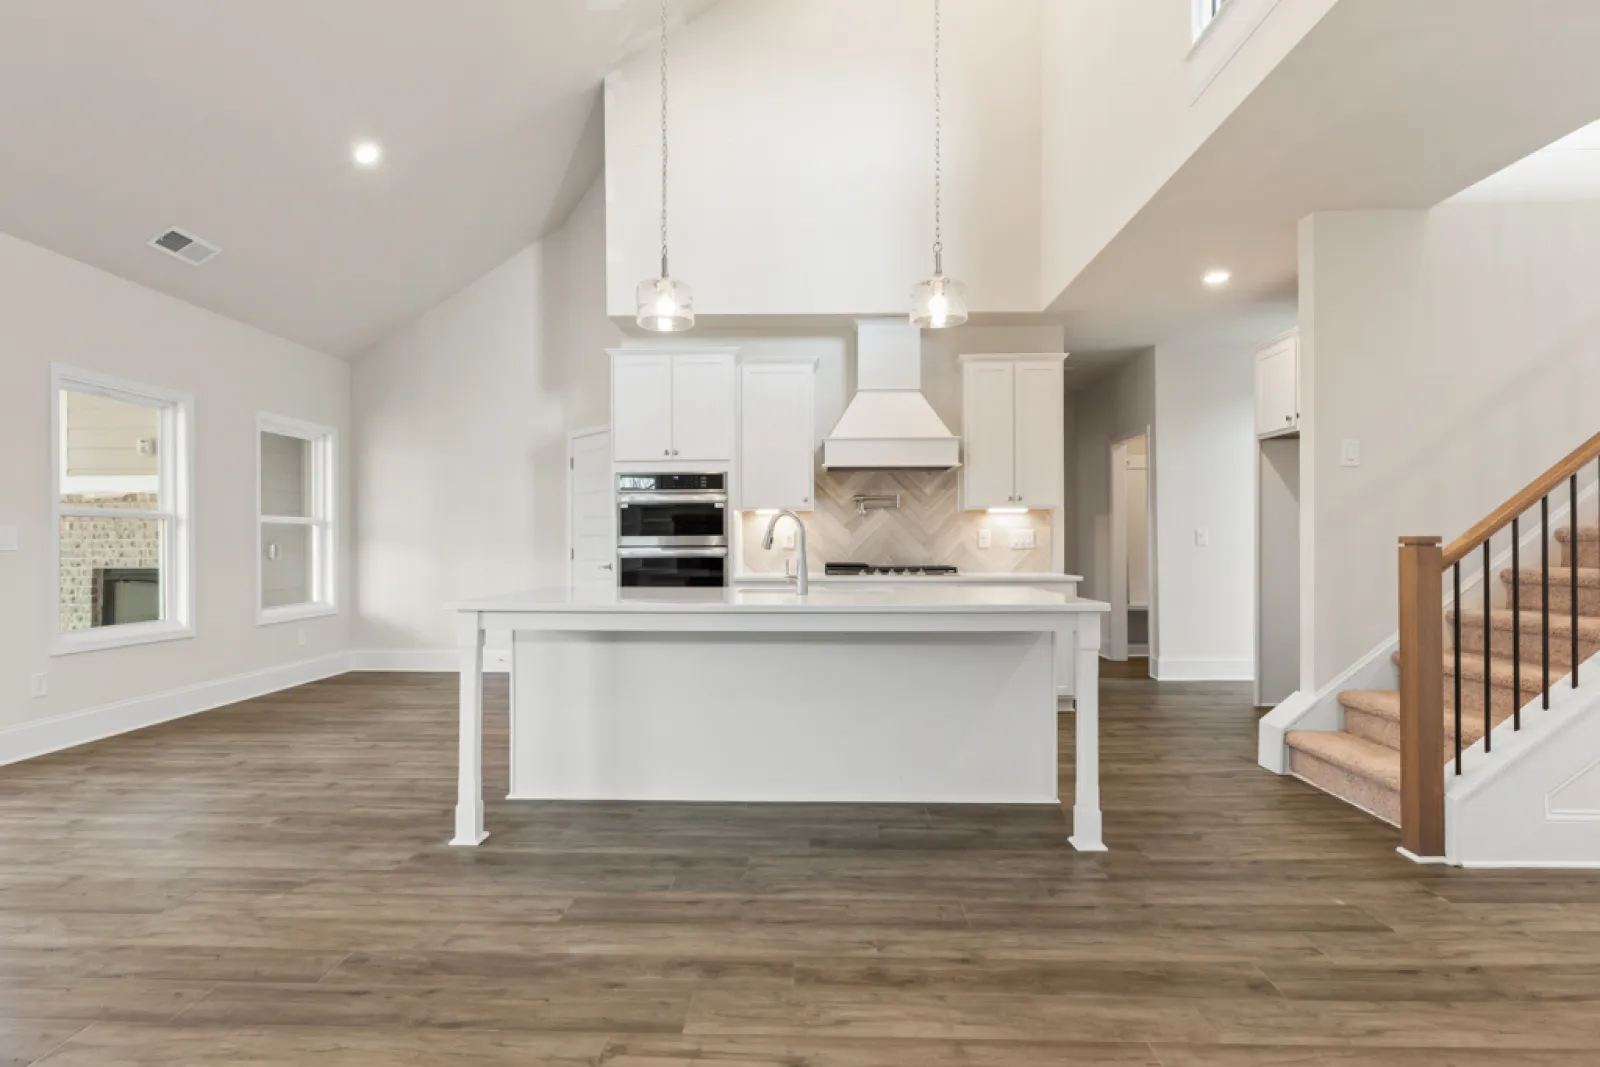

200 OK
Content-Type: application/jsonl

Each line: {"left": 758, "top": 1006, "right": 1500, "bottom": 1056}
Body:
{"left": 1286, "top": 509, "right": 1599, "bottom": 830}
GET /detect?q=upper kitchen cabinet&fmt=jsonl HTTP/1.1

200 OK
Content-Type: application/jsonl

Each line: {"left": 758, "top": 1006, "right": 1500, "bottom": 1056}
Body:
{"left": 959, "top": 355, "right": 1066, "bottom": 511}
{"left": 738, "top": 358, "right": 817, "bottom": 512}
{"left": 1255, "top": 330, "right": 1300, "bottom": 439}
{"left": 610, "top": 350, "right": 736, "bottom": 463}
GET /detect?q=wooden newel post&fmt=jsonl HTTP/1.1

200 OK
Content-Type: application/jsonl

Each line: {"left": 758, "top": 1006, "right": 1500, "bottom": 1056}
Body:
{"left": 1398, "top": 536, "right": 1445, "bottom": 859}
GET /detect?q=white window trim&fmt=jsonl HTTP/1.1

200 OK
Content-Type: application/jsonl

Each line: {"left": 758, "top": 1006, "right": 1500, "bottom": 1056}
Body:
{"left": 50, "top": 364, "right": 195, "bottom": 656}
{"left": 1188, "top": 0, "right": 1282, "bottom": 101}
{"left": 256, "top": 412, "right": 338, "bottom": 626}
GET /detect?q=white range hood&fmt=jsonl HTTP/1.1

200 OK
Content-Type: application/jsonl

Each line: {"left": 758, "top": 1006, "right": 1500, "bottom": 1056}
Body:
{"left": 822, "top": 320, "right": 961, "bottom": 471}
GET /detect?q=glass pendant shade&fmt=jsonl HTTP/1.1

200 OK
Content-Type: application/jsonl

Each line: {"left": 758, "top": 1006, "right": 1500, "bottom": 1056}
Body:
{"left": 636, "top": 275, "right": 695, "bottom": 333}
{"left": 910, "top": 274, "right": 968, "bottom": 329}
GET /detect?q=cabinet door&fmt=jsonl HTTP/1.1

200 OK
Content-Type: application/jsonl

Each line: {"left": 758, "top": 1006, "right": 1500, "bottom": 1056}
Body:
{"left": 612, "top": 355, "right": 675, "bottom": 461}
{"left": 1256, "top": 338, "right": 1298, "bottom": 437}
{"left": 739, "top": 362, "right": 816, "bottom": 511}
{"left": 961, "top": 362, "right": 1016, "bottom": 509}
{"left": 1012, "top": 360, "right": 1065, "bottom": 509}
{"left": 670, "top": 355, "right": 736, "bottom": 461}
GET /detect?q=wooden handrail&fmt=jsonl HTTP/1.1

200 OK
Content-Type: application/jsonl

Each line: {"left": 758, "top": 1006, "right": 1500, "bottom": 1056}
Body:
{"left": 1443, "top": 430, "right": 1600, "bottom": 566}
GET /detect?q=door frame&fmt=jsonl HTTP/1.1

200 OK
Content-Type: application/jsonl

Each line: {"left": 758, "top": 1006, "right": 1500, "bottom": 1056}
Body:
{"left": 567, "top": 424, "right": 612, "bottom": 586}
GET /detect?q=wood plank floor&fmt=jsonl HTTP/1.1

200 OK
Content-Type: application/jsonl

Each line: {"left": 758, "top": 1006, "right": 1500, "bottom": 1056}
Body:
{"left": 4, "top": 673, "right": 1600, "bottom": 1065}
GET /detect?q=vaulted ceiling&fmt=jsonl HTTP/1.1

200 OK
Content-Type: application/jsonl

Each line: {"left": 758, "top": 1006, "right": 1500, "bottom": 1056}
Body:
{"left": 0, "top": 0, "right": 718, "bottom": 356}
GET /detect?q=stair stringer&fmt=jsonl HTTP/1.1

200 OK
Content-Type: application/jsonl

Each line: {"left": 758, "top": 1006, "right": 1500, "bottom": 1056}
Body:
{"left": 1447, "top": 648, "right": 1600, "bottom": 867}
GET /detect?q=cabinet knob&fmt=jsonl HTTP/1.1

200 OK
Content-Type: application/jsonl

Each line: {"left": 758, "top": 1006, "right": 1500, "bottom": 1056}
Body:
{"left": 1285, "top": 415, "right": 1292, "bottom": 422}
{"left": 663, "top": 449, "right": 670, "bottom": 456}
{"left": 672, "top": 449, "right": 679, "bottom": 456}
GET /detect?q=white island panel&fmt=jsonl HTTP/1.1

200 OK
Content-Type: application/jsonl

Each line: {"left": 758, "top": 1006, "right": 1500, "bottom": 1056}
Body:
{"left": 511, "top": 629, "right": 1057, "bottom": 804}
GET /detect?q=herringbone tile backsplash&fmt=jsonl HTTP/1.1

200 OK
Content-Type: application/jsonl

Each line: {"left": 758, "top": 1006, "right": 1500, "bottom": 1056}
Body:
{"left": 738, "top": 469, "right": 1053, "bottom": 574}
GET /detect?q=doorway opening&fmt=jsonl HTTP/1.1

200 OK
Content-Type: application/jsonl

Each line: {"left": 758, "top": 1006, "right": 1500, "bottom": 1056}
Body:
{"left": 1108, "top": 432, "right": 1152, "bottom": 666}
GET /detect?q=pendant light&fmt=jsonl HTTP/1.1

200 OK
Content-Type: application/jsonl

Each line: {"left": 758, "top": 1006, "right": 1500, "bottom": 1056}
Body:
{"left": 910, "top": 0, "right": 967, "bottom": 329}
{"left": 636, "top": 0, "right": 694, "bottom": 333}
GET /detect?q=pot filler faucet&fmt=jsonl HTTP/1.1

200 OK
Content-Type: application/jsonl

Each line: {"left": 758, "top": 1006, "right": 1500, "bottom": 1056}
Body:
{"left": 760, "top": 511, "right": 809, "bottom": 595}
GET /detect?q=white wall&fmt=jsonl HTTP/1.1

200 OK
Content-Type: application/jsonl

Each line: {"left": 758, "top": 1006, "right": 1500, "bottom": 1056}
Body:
{"left": 1299, "top": 204, "right": 1600, "bottom": 689}
{"left": 1151, "top": 337, "right": 1257, "bottom": 681}
{"left": 1039, "top": 0, "right": 1338, "bottom": 306}
{"left": 605, "top": 0, "right": 1042, "bottom": 319}
{"left": 353, "top": 179, "right": 620, "bottom": 653}
{"left": 0, "top": 232, "right": 350, "bottom": 734}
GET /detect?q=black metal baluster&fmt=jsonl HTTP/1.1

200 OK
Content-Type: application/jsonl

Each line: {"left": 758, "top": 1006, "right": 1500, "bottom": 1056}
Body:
{"left": 1483, "top": 539, "right": 1492, "bottom": 753}
{"left": 1454, "top": 561, "right": 1463, "bottom": 774}
{"left": 1573, "top": 473, "right": 1581, "bottom": 689}
{"left": 1512, "top": 517, "right": 1521, "bottom": 730}
{"left": 1543, "top": 495, "right": 1551, "bottom": 710}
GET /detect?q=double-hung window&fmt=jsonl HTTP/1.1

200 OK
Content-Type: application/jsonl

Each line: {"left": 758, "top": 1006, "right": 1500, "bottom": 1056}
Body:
{"left": 51, "top": 365, "right": 194, "bottom": 654}
{"left": 257, "top": 414, "right": 337, "bottom": 623}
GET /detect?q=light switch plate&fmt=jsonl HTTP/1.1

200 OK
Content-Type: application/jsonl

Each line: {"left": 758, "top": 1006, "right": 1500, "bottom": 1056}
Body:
{"left": 30, "top": 673, "right": 47, "bottom": 699}
{"left": 1195, "top": 528, "right": 1210, "bottom": 547}
{"left": 0, "top": 526, "right": 18, "bottom": 552}
{"left": 977, "top": 529, "right": 992, "bottom": 549}
{"left": 1008, "top": 529, "right": 1036, "bottom": 550}
{"left": 1341, "top": 439, "right": 1361, "bottom": 467}
{"left": 782, "top": 529, "right": 796, "bottom": 549}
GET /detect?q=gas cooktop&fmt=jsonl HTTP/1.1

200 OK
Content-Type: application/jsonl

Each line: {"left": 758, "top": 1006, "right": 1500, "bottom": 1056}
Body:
{"left": 825, "top": 563, "right": 960, "bottom": 577}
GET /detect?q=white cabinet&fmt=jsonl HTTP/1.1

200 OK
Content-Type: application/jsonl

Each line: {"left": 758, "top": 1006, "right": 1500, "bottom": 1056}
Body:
{"left": 959, "top": 355, "right": 1065, "bottom": 510}
{"left": 739, "top": 359, "right": 816, "bottom": 511}
{"left": 1255, "top": 331, "right": 1300, "bottom": 438}
{"left": 610, "top": 351, "right": 735, "bottom": 463}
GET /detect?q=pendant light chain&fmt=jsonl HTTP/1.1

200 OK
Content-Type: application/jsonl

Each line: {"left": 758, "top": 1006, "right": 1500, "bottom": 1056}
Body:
{"left": 659, "top": 0, "right": 670, "bottom": 278}
{"left": 932, "top": 0, "right": 942, "bottom": 276}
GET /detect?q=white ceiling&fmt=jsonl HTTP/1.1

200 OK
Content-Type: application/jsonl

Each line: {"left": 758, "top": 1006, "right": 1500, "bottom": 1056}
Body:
{"left": 0, "top": 0, "right": 717, "bottom": 357}
{"left": 1056, "top": 0, "right": 1600, "bottom": 352}
{"left": 1449, "top": 119, "right": 1600, "bottom": 204}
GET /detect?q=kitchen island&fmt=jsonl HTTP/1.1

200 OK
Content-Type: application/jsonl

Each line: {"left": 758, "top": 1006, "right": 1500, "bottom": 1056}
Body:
{"left": 447, "top": 585, "right": 1109, "bottom": 850}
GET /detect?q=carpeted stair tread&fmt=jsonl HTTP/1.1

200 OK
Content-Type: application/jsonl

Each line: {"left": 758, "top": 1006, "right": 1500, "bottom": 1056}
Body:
{"left": 1336, "top": 687, "right": 1512, "bottom": 750}
{"left": 1339, "top": 689, "right": 1401, "bottom": 719}
{"left": 1284, "top": 730, "right": 1400, "bottom": 792}
{"left": 1555, "top": 525, "right": 1598, "bottom": 544}
{"left": 1452, "top": 608, "right": 1600, "bottom": 640}
{"left": 1503, "top": 565, "right": 1600, "bottom": 588}
{"left": 1390, "top": 649, "right": 1549, "bottom": 690}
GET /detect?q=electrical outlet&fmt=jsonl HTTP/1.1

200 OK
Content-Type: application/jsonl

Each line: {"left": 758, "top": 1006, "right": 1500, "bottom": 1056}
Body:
{"left": 0, "top": 525, "right": 18, "bottom": 552}
{"left": 30, "top": 673, "right": 47, "bottom": 699}
{"left": 782, "top": 529, "right": 796, "bottom": 549}
{"left": 977, "top": 528, "right": 992, "bottom": 549}
{"left": 1195, "top": 528, "right": 1210, "bottom": 547}
{"left": 296, "top": 627, "right": 308, "bottom": 647}
{"left": 1008, "top": 529, "right": 1036, "bottom": 550}
{"left": 1341, "top": 439, "right": 1361, "bottom": 467}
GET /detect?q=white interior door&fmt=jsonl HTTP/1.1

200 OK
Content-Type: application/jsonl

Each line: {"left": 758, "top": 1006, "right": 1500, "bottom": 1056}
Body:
{"left": 570, "top": 428, "right": 616, "bottom": 589}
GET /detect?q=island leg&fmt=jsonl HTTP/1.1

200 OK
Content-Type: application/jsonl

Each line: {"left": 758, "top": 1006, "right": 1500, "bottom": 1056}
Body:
{"left": 451, "top": 611, "right": 488, "bottom": 846}
{"left": 1068, "top": 614, "right": 1106, "bottom": 852}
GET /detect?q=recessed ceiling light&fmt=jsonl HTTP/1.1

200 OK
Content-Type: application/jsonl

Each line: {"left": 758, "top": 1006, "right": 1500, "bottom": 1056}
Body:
{"left": 1203, "top": 269, "right": 1232, "bottom": 287}
{"left": 352, "top": 141, "right": 382, "bottom": 167}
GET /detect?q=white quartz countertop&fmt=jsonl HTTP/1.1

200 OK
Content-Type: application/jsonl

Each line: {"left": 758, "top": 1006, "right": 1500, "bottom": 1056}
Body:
{"left": 734, "top": 572, "right": 1083, "bottom": 586}
{"left": 449, "top": 585, "right": 1108, "bottom": 615}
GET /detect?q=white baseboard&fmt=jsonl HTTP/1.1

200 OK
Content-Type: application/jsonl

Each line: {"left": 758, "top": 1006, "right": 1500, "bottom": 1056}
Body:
{"left": 346, "top": 648, "right": 511, "bottom": 672}
{"left": 0, "top": 651, "right": 348, "bottom": 769}
{"left": 1152, "top": 657, "right": 1253, "bottom": 681}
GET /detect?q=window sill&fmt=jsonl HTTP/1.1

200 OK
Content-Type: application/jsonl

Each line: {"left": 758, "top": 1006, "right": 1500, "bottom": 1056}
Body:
{"left": 258, "top": 602, "right": 338, "bottom": 627}
{"left": 52, "top": 620, "right": 195, "bottom": 657}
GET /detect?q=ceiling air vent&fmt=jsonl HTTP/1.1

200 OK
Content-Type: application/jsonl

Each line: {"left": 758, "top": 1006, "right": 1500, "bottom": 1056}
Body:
{"left": 147, "top": 228, "right": 220, "bottom": 266}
